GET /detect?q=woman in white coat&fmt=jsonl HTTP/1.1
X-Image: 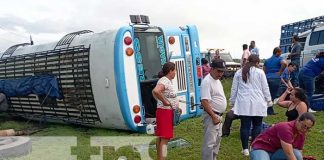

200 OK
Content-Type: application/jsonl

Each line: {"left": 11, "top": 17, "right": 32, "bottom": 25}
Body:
{"left": 229, "top": 54, "right": 272, "bottom": 156}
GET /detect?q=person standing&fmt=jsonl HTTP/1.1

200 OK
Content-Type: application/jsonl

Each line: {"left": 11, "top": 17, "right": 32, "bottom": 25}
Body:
{"left": 202, "top": 58, "right": 211, "bottom": 78}
{"left": 250, "top": 112, "right": 316, "bottom": 160}
{"left": 299, "top": 52, "right": 324, "bottom": 109}
{"left": 230, "top": 54, "right": 272, "bottom": 156}
{"left": 250, "top": 40, "right": 259, "bottom": 56}
{"left": 241, "top": 44, "right": 251, "bottom": 67}
{"left": 201, "top": 59, "right": 227, "bottom": 160}
{"left": 213, "top": 49, "right": 221, "bottom": 60}
{"left": 263, "top": 47, "right": 287, "bottom": 115}
{"left": 152, "top": 62, "right": 179, "bottom": 160}
{"left": 223, "top": 44, "right": 250, "bottom": 137}
{"left": 288, "top": 35, "right": 302, "bottom": 87}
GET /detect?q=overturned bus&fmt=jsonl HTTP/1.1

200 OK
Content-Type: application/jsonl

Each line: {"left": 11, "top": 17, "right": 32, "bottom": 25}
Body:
{"left": 0, "top": 15, "right": 203, "bottom": 132}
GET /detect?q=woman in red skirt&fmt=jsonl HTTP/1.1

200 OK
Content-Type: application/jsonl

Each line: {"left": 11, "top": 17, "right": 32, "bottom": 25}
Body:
{"left": 152, "top": 62, "right": 179, "bottom": 160}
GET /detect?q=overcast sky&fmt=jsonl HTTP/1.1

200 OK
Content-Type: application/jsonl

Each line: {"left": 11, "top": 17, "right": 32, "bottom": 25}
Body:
{"left": 0, "top": 0, "right": 323, "bottom": 59}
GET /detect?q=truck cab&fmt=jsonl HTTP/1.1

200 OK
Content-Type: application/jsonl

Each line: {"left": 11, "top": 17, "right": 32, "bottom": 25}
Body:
{"left": 281, "top": 24, "right": 324, "bottom": 111}
{"left": 301, "top": 25, "right": 324, "bottom": 66}
{"left": 281, "top": 24, "right": 324, "bottom": 66}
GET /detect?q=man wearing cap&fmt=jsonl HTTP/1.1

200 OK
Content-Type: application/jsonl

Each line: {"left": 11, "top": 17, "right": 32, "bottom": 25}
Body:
{"left": 201, "top": 59, "right": 227, "bottom": 160}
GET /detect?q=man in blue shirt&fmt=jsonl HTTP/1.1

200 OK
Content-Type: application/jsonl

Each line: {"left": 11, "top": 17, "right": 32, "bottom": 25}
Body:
{"left": 277, "top": 62, "right": 296, "bottom": 97}
{"left": 299, "top": 53, "right": 324, "bottom": 108}
{"left": 250, "top": 41, "right": 259, "bottom": 56}
{"left": 263, "top": 47, "right": 287, "bottom": 115}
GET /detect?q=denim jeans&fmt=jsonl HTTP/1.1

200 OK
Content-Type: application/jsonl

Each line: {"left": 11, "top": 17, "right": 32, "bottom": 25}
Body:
{"left": 267, "top": 78, "right": 281, "bottom": 114}
{"left": 299, "top": 69, "right": 315, "bottom": 105}
{"left": 277, "top": 84, "right": 287, "bottom": 98}
{"left": 291, "top": 57, "right": 300, "bottom": 87}
{"left": 250, "top": 148, "right": 303, "bottom": 160}
{"left": 239, "top": 116, "right": 263, "bottom": 149}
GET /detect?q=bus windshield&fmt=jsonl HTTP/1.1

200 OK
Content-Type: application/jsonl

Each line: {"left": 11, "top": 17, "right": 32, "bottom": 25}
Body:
{"left": 135, "top": 29, "right": 166, "bottom": 81}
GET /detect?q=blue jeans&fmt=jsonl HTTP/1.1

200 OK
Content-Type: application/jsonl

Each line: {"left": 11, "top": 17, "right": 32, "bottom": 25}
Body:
{"left": 291, "top": 58, "right": 300, "bottom": 87}
{"left": 267, "top": 78, "right": 281, "bottom": 114}
{"left": 239, "top": 116, "right": 263, "bottom": 149}
{"left": 299, "top": 69, "right": 315, "bottom": 105}
{"left": 277, "top": 84, "right": 287, "bottom": 98}
{"left": 250, "top": 149, "right": 303, "bottom": 160}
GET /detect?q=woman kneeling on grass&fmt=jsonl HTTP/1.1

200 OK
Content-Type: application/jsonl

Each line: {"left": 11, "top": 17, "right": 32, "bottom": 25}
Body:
{"left": 152, "top": 62, "right": 179, "bottom": 160}
{"left": 277, "top": 87, "right": 309, "bottom": 121}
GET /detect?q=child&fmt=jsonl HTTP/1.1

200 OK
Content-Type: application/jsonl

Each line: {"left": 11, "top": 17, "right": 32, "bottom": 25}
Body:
{"left": 276, "top": 62, "right": 296, "bottom": 101}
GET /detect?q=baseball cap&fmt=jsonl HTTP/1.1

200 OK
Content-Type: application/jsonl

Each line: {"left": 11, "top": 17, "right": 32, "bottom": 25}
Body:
{"left": 210, "top": 59, "right": 227, "bottom": 71}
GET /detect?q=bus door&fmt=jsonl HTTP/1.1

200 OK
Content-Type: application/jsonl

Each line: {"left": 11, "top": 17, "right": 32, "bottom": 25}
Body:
{"left": 133, "top": 27, "right": 167, "bottom": 123}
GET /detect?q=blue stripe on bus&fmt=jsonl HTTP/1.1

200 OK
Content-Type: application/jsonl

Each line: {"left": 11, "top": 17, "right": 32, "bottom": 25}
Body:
{"left": 114, "top": 26, "right": 137, "bottom": 131}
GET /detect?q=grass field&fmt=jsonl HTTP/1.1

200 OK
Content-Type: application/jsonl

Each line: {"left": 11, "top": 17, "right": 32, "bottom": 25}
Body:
{"left": 0, "top": 78, "right": 323, "bottom": 160}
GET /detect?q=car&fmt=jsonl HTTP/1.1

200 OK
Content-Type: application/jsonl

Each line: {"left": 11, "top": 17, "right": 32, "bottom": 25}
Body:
{"left": 219, "top": 52, "right": 241, "bottom": 77}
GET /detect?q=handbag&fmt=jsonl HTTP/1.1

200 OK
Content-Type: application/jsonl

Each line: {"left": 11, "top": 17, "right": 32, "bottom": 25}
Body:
{"left": 173, "top": 107, "right": 182, "bottom": 126}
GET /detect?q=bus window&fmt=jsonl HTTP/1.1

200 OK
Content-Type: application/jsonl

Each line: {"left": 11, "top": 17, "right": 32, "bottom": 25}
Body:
{"left": 135, "top": 30, "right": 166, "bottom": 80}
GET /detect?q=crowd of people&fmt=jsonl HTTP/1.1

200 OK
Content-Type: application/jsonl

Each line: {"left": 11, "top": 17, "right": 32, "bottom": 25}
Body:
{"left": 152, "top": 38, "right": 323, "bottom": 160}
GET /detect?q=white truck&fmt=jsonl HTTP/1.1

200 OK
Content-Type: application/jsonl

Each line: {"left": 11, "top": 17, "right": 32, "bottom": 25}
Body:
{"left": 281, "top": 21, "right": 324, "bottom": 110}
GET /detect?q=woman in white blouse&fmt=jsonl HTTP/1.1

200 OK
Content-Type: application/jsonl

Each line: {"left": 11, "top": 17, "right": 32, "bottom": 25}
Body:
{"left": 152, "top": 62, "right": 179, "bottom": 160}
{"left": 229, "top": 54, "right": 272, "bottom": 156}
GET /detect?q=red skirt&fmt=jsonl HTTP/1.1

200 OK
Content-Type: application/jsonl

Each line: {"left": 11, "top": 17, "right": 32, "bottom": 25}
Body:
{"left": 155, "top": 108, "right": 173, "bottom": 139}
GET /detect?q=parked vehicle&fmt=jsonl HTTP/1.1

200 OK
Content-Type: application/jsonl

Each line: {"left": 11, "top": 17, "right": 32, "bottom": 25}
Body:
{"left": 280, "top": 23, "right": 324, "bottom": 92}
{"left": 279, "top": 15, "right": 324, "bottom": 53}
{"left": 200, "top": 50, "right": 240, "bottom": 77}
{"left": 280, "top": 17, "right": 324, "bottom": 110}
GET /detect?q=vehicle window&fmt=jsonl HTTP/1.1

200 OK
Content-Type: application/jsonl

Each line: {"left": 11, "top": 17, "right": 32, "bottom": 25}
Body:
{"left": 318, "top": 31, "right": 324, "bottom": 45}
{"left": 135, "top": 30, "right": 166, "bottom": 80}
{"left": 309, "top": 31, "right": 320, "bottom": 46}
{"left": 220, "top": 54, "right": 233, "bottom": 62}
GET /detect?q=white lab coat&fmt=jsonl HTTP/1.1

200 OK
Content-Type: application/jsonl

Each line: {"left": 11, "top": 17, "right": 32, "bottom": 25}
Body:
{"left": 230, "top": 67, "right": 271, "bottom": 117}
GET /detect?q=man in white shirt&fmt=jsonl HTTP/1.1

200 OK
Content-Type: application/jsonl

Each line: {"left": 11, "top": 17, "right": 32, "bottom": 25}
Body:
{"left": 250, "top": 41, "right": 259, "bottom": 56}
{"left": 201, "top": 59, "right": 227, "bottom": 160}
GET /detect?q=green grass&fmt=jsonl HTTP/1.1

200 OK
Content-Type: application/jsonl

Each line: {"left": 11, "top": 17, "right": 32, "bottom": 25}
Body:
{"left": 1, "top": 78, "right": 324, "bottom": 160}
